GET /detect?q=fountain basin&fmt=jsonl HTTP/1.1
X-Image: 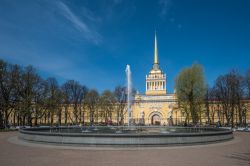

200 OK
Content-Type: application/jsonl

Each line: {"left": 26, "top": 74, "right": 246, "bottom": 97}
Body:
{"left": 19, "top": 126, "right": 233, "bottom": 146}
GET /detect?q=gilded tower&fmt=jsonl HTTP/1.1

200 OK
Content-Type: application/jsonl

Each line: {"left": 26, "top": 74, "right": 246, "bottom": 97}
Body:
{"left": 145, "top": 33, "right": 167, "bottom": 95}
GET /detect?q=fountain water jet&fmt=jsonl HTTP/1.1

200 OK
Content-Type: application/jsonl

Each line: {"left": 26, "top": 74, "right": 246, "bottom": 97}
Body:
{"left": 126, "top": 65, "right": 132, "bottom": 126}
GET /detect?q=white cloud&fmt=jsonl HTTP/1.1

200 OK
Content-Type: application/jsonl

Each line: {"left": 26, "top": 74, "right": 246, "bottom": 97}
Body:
{"left": 80, "top": 6, "right": 101, "bottom": 23}
{"left": 57, "top": 1, "right": 102, "bottom": 45}
{"left": 158, "top": 0, "right": 172, "bottom": 17}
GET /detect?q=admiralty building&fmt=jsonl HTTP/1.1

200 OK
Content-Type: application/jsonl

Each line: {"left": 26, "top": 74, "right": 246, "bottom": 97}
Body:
{"left": 131, "top": 34, "right": 178, "bottom": 125}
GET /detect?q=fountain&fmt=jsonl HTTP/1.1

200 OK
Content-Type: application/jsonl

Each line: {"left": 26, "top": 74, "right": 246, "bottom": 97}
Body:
{"left": 19, "top": 126, "right": 233, "bottom": 146}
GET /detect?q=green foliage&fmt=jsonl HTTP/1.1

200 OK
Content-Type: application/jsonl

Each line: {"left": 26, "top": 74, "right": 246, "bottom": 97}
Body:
{"left": 175, "top": 63, "right": 207, "bottom": 124}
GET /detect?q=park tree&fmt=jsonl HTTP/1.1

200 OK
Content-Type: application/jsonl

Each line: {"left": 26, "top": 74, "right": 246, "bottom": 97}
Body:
{"left": 235, "top": 74, "right": 245, "bottom": 126}
{"left": 113, "top": 86, "right": 127, "bottom": 125}
{"left": 210, "top": 87, "right": 220, "bottom": 124}
{"left": 85, "top": 89, "right": 99, "bottom": 125}
{"left": 113, "top": 86, "right": 137, "bottom": 125}
{"left": 0, "top": 79, "right": 3, "bottom": 128}
{"left": 205, "top": 87, "right": 223, "bottom": 125}
{"left": 45, "top": 77, "right": 62, "bottom": 125}
{"left": 204, "top": 86, "right": 211, "bottom": 124}
{"left": 69, "top": 80, "right": 86, "bottom": 124}
{"left": 175, "top": 64, "right": 207, "bottom": 124}
{"left": 246, "top": 68, "right": 250, "bottom": 98}
{"left": 61, "top": 81, "right": 71, "bottom": 124}
{"left": 0, "top": 60, "right": 21, "bottom": 128}
{"left": 244, "top": 69, "right": 250, "bottom": 125}
{"left": 99, "top": 90, "right": 116, "bottom": 124}
{"left": 32, "top": 77, "right": 48, "bottom": 126}
{"left": 61, "top": 80, "right": 88, "bottom": 124}
{"left": 80, "top": 86, "right": 88, "bottom": 123}
{"left": 214, "top": 70, "right": 245, "bottom": 127}
{"left": 17, "top": 65, "right": 40, "bottom": 126}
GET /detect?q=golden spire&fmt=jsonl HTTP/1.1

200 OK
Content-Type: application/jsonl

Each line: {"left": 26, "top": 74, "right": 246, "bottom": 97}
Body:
{"left": 154, "top": 32, "right": 158, "bottom": 64}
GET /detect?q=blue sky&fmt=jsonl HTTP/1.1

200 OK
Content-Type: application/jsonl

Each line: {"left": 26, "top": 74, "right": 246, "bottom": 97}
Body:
{"left": 0, "top": 0, "right": 249, "bottom": 93}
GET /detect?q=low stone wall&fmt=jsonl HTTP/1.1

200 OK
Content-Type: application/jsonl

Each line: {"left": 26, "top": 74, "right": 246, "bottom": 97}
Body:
{"left": 19, "top": 127, "right": 233, "bottom": 146}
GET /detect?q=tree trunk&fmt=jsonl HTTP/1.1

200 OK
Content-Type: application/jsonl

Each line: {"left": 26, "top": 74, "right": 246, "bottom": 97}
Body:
{"left": 44, "top": 113, "right": 47, "bottom": 125}
{"left": 35, "top": 116, "right": 38, "bottom": 126}
{"left": 0, "top": 112, "right": 4, "bottom": 129}
{"left": 13, "top": 112, "right": 16, "bottom": 126}
{"left": 243, "top": 109, "right": 247, "bottom": 127}
{"left": 64, "top": 106, "right": 68, "bottom": 124}
{"left": 90, "top": 110, "right": 94, "bottom": 125}
{"left": 116, "top": 110, "right": 119, "bottom": 125}
{"left": 4, "top": 109, "right": 9, "bottom": 128}
{"left": 231, "top": 105, "right": 234, "bottom": 128}
{"left": 121, "top": 109, "right": 125, "bottom": 125}
{"left": 34, "top": 109, "right": 38, "bottom": 126}
{"left": 50, "top": 112, "right": 54, "bottom": 126}
{"left": 28, "top": 114, "right": 32, "bottom": 127}
{"left": 79, "top": 105, "right": 82, "bottom": 124}
{"left": 96, "top": 109, "right": 98, "bottom": 124}
{"left": 82, "top": 110, "right": 85, "bottom": 125}
{"left": 238, "top": 104, "right": 243, "bottom": 126}
{"left": 58, "top": 109, "right": 61, "bottom": 125}
{"left": 17, "top": 114, "right": 20, "bottom": 126}
{"left": 74, "top": 105, "right": 78, "bottom": 124}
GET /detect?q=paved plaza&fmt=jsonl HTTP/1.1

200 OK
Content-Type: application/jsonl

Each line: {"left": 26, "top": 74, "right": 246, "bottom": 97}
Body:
{"left": 0, "top": 131, "right": 250, "bottom": 166}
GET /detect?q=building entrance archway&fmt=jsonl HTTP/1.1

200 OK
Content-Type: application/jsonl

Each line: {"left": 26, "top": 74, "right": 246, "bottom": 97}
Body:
{"left": 151, "top": 114, "right": 161, "bottom": 125}
{"left": 148, "top": 111, "right": 163, "bottom": 125}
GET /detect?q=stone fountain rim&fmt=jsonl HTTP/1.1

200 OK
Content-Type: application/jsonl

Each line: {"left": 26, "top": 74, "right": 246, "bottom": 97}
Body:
{"left": 19, "top": 126, "right": 233, "bottom": 138}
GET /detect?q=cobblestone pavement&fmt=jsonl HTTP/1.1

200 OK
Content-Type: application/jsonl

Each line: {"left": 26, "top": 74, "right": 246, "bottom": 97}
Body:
{"left": 0, "top": 131, "right": 250, "bottom": 166}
